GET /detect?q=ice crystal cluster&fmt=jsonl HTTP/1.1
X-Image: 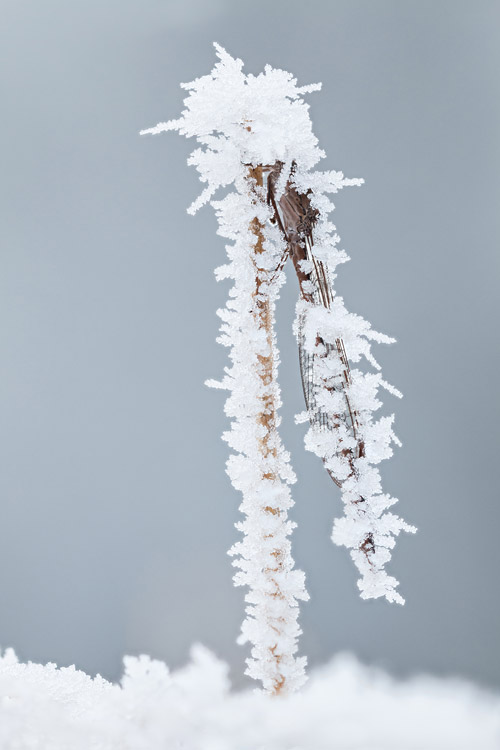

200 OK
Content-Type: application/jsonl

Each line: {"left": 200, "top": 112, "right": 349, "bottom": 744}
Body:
{"left": 1, "top": 647, "right": 499, "bottom": 750}
{"left": 141, "top": 44, "right": 414, "bottom": 691}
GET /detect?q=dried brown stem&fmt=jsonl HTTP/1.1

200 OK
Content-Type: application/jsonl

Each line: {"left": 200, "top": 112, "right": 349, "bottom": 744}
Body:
{"left": 247, "top": 164, "right": 288, "bottom": 696}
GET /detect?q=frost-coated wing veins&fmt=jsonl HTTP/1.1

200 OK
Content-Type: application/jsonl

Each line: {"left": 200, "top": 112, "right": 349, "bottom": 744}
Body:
{"left": 263, "top": 161, "right": 416, "bottom": 604}
{"left": 267, "top": 162, "right": 363, "bottom": 483}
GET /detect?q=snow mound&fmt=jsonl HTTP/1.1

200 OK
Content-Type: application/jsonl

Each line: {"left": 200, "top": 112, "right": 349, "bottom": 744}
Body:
{"left": 0, "top": 646, "right": 498, "bottom": 749}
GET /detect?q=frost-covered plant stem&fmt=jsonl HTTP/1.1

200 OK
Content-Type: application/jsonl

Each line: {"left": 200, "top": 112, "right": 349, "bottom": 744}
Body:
{"left": 249, "top": 167, "right": 277, "bottom": 465}
{"left": 223, "top": 164, "right": 308, "bottom": 694}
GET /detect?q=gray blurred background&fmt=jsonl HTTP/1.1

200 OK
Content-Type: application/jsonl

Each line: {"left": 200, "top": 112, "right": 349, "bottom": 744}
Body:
{"left": 1, "top": 0, "right": 499, "bottom": 690}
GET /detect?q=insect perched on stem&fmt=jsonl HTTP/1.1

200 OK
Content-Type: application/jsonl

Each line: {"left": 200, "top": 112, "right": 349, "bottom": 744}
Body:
{"left": 263, "top": 161, "right": 373, "bottom": 563}
{"left": 141, "top": 43, "right": 415, "bottom": 691}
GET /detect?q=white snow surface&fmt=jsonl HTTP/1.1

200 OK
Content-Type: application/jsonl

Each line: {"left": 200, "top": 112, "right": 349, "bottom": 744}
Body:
{"left": 0, "top": 646, "right": 498, "bottom": 750}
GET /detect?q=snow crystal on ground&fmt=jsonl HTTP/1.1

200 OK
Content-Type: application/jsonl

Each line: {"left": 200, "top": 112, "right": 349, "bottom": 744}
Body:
{"left": 0, "top": 645, "right": 498, "bottom": 749}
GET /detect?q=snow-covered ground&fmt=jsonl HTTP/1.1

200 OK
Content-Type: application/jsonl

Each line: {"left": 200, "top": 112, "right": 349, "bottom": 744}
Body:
{"left": 0, "top": 645, "right": 498, "bottom": 749}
